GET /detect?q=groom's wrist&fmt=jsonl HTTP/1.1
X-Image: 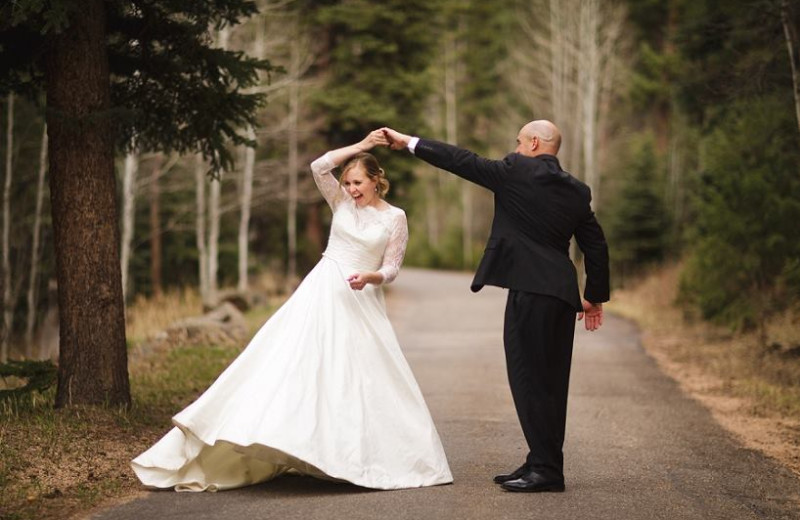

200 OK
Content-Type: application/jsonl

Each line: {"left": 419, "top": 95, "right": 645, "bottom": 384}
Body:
{"left": 408, "top": 137, "right": 420, "bottom": 154}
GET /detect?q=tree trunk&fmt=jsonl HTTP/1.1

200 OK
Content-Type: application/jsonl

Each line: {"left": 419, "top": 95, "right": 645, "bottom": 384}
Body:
{"left": 195, "top": 153, "right": 210, "bottom": 306}
{"left": 425, "top": 170, "right": 440, "bottom": 247}
{"left": 549, "top": 0, "right": 569, "bottom": 160}
{"left": 782, "top": 0, "right": 800, "bottom": 136}
{"left": 2, "top": 93, "right": 13, "bottom": 362}
{"left": 238, "top": 126, "right": 255, "bottom": 293}
{"left": 120, "top": 150, "right": 138, "bottom": 301}
{"left": 596, "top": 3, "right": 625, "bottom": 208}
{"left": 305, "top": 202, "right": 323, "bottom": 260}
{"left": 25, "top": 123, "right": 48, "bottom": 354}
{"left": 206, "top": 27, "right": 230, "bottom": 306}
{"left": 444, "top": 30, "right": 473, "bottom": 266}
{"left": 149, "top": 155, "right": 163, "bottom": 298}
{"left": 208, "top": 174, "right": 221, "bottom": 306}
{"left": 287, "top": 24, "right": 300, "bottom": 287}
{"left": 45, "top": 0, "right": 130, "bottom": 407}
{"left": 580, "top": 0, "right": 599, "bottom": 205}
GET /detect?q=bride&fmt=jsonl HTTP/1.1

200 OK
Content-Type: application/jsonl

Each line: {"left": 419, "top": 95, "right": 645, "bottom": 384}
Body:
{"left": 131, "top": 130, "right": 453, "bottom": 491}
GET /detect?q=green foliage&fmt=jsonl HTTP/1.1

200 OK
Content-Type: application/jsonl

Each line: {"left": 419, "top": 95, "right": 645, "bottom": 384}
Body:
{"left": 629, "top": 41, "right": 682, "bottom": 111}
{"left": 674, "top": 0, "right": 791, "bottom": 127}
{"left": 625, "top": 0, "right": 671, "bottom": 47}
{"left": 5, "top": 1, "right": 76, "bottom": 34}
{"left": 624, "top": 0, "right": 800, "bottom": 331}
{"left": 457, "top": 0, "right": 515, "bottom": 153}
{"left": 0, "top": 360, "right": 57, "bottom": 400}
{"left": 680, "top": 95, "right": 800, "bottom": 328}
{"left": 315, "top": 0, "right": 437, "bottom": 133}
{"left": 0, "top": 0, "right": 276, "bottom": 174}
{"left": 606, "top": 133, "right": 671, "bottom": 280}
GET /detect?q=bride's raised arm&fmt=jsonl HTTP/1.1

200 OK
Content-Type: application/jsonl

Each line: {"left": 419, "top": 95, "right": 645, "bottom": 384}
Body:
{"left": 310, "top": 130, "right": 389, "bottom": 209}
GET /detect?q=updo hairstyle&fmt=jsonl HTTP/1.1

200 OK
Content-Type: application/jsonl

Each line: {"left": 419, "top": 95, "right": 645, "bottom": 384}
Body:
{"left": 340, "top": 153, "right": 390, "bottom": 198}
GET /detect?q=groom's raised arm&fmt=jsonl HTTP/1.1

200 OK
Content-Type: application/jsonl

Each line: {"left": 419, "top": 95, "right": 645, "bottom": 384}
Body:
{"left": 382, "top": 128, "right": 510, "bottom": 192}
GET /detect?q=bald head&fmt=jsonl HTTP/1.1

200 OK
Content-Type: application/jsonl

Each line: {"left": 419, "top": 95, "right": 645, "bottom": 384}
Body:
{"left": 516, "top": 120, "right": 562, "bottom": 157}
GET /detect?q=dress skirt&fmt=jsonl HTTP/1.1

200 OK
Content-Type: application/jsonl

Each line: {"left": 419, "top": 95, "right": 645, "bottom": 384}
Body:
{"left": 131, "top": 256, "right": 453, "bottom": 491}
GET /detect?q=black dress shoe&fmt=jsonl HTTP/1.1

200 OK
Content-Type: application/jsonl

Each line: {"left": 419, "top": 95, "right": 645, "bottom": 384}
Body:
{"left": 492, "top": 464, "right": 528, "bottom": 484}
{"left": 500, "top": 471, "right": 565, "bottom": 493}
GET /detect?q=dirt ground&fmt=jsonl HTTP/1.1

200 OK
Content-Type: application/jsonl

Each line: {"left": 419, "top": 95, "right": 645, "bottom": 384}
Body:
{"left": 609, "top": 263, "right": 800, "bottom": 478}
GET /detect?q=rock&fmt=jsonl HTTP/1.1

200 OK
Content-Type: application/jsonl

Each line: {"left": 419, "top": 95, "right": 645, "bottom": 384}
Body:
{"left": 142, "top": 302, "right": 248, "bottom": 353}
{"left": 214, "top": 289, "right": 250, "bottom": 313}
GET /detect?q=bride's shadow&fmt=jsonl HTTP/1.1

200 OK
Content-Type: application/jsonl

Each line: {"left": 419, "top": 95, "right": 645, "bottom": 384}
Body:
{"left": 237, "top": 474, "right": 377, "bottom": 498}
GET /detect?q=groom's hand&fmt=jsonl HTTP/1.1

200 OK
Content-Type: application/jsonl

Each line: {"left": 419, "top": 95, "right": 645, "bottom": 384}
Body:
{"left": 578, "top": 300, "right": 603, "bottom": 331}
{"left": 358, "top": 129, "right": 390, "bottom": 151}
{"left": 381, "top": 127, "right": 411, "bottom": 151}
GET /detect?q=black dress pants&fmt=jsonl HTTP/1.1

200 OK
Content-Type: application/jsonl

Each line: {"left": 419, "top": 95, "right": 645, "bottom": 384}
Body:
{"left": 503, "top": 290, "right": 576, "bottom": 479}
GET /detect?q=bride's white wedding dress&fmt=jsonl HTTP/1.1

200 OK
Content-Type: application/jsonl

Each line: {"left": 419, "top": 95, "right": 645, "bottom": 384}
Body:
{"left": 131, "top": 152, "right": 453, "bottom": 491}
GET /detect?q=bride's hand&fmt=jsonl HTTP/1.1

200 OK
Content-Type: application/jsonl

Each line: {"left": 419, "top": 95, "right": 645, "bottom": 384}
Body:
{"left": 347, "top": 272, "right": 378, "bottom": 290}
{"left": 358, "top": 130, "right": 390, "bottom": 152}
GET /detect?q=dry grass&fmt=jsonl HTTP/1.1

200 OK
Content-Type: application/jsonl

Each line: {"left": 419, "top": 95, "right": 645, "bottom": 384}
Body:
{"left": 609, "top": 262, "right": 800, "bottom": 475}
{"left": 0, "top": 276, "right": 287, "bottom": 520}
{"left": 125, "top": 287, "right": 205, "bottom": 345}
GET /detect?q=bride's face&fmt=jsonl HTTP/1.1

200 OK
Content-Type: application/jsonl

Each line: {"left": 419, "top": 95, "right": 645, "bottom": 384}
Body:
{"left": 342, "top": 165, "right": 379, "bottom": 207}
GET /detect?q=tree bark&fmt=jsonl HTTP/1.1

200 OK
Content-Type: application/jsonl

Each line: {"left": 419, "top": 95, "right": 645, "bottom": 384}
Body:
{"left": 45, "top": 0, "right": 130, "bottom": 407}
{"left": 195, "top": 153, "right": 210, "bottom": 306}
{"left": 444, "top": 28, "right": 474, "bottom": 267}
{"left": 2, "top": 93, "right": 13, "bottom": 362}
{"left": 580, "top": 0, "right": 599, "bottom": 205}
{"left": 206, "top": 27, "right": 230, "bottom": 306}
{"left": 208, "top": 173, "right": 221, "bottom": 306}
{"left": 305, "top": 202, "right": 323, "bottom": 260}
{"left": 120, "top": 151, "right": 138, "bottom": 301}
{"left": 238, "top": 126, "right": 255, "bottom": 293}
{"left": 782, "top": 0, "right": 800, "bottom": 136}
{"left": 287, "top": 22, "right": 300, "bottom": 287}
{"left": 25, "top": 123, "right": 48, "bottom": 354}
{"left": 149, "top": 155, "right": 163, "bottom": 298}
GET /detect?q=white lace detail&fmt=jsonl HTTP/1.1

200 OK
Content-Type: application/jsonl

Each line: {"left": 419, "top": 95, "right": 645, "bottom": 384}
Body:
{"left": 311, "top": 152, "right": 345, "bottom": 209}
{"left": 310, "top": 152, "right": 408, "bottom": 286}
{"left": 377, "top": 211, "right": 408, "bottom": 284}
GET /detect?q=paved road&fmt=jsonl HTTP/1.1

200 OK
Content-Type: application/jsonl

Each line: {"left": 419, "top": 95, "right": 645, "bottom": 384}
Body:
{"left": 91, "top": 268, "right": 800, "bottom": 520}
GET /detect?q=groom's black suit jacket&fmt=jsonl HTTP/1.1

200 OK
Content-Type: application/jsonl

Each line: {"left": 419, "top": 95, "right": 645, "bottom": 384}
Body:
{"left": 414, "top": 138, "right": 609, "bottom": 311}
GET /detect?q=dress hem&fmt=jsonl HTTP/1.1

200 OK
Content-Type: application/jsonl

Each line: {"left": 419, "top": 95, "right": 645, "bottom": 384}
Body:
{"left": 131, "top": 417, "right": 454, "bottom": 492}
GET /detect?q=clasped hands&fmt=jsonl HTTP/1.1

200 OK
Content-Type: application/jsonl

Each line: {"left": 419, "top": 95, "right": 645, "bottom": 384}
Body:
{"left": 356, "top": 128, "right": 412, "bottom": 153}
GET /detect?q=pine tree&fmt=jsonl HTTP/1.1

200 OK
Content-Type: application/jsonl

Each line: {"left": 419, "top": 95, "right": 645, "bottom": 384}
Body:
{"left": 313, "top": 0, "right": 441, "bottom": 186}
{"left": 606, "top": 134, "right": 670, "bottom": 282}
{"left": 680, "top": 95, "right": 800, "bottom": 330}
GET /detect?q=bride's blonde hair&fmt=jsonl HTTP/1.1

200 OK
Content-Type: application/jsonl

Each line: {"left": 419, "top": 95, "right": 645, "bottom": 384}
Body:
{"left": 340, "top": 153, "right": 390, "bottom": 198}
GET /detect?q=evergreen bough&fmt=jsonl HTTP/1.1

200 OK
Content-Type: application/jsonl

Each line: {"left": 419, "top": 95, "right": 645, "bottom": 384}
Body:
{"left": 0, "top": 360, "right": 57, "bottom": 400}
{"left": 1, "top": 0, "right": 277, "bottom": 174}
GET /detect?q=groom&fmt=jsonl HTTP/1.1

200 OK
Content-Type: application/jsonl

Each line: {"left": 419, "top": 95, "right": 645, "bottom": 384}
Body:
{"left": 383, "top": 122, "right": 609, "bottom": 492}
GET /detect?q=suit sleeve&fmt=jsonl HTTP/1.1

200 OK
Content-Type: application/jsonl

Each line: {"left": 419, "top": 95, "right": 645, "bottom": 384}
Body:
{"left": 575, "top": 209, "right": 610, "bottom": 304}
{"left": 414, "top": 138, "right": 511, "bottom": 192}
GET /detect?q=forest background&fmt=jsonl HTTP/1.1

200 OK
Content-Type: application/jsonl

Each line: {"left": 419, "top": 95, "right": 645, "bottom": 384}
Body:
{"left": 3, "top": 0, "right": 797, "bottom": 360}
{"left": 0, "top": 0, "right": 799, "bottom": 516}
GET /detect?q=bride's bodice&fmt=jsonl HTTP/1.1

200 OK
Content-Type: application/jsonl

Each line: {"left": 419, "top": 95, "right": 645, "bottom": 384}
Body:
{"left": 310, "top": 153, "right": 408, "bottom": 283}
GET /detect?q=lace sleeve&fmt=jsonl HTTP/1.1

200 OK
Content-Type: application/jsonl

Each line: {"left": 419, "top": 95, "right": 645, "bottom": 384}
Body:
{"left": 377, "top": 210, "right": 409, "bottom": 285}
{"left": 310, "top": 152, "right": 345, "bottom": 209}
